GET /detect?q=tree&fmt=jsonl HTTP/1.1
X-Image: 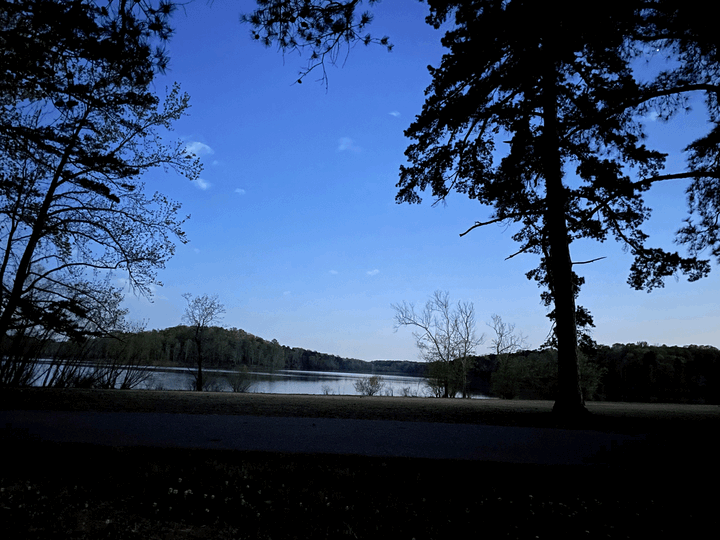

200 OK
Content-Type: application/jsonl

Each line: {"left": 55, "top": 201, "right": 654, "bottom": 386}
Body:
{"left": 240, "top": 0, "right": 393, "bottom": 87}
{"left": 487, "top": 315, "right": 528, "bottom": 360}
{"left": 354, "top": 375, "right": 384, "bottom": 396}
{"left": 393, "top": 291, "right": 484, "bottom": 398}
{"left": 0, "top": 0, "right": 200, "bottom": 364}
{"left": 37, "top": 316, "right": 154, "bottom": 391}
{"left": 244, "top": 0, "right": 720, "bottom": 418}
{"left": 181, "top": 293, "right": 225, "bottom": 391}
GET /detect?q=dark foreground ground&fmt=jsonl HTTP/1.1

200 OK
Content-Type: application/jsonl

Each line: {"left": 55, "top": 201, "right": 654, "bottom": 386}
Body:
{"left": 1, "top": 388, "right": 718, "bottom": 539}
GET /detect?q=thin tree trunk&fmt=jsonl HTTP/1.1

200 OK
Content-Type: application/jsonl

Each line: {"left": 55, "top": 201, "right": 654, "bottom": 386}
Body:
{"left": 194, "top": 331, "right": 203, "bottom": 391}
{"left": 196, "top": 358, "right": 203, "bottom": 391}
{"left": 0, "top": 170, "right": 63, "bottom": 349}
{"left": 0, "top": 113, "right": 88, "bottom": 352}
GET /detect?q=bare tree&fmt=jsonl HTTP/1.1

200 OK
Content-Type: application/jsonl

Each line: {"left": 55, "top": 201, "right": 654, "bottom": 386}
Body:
{"left": 228, "top": 365, "right": 254, "bottom": 393}
{"left": 354, "top": 375, "right": 384, "bottom": 396}
{"left": 487, "top": 314, "right": 529, "bottom": 399}
{"left": 38, "top": 298, "right": 153, "bottom": 390}
{"left": 392, "top": 291, "right": 484, "bottom": 398}
{"left": 487, "top": 314, "right": 529, "bottom": 360}
{"left": 182, "top": 293, "right": 225, "bottom": 391}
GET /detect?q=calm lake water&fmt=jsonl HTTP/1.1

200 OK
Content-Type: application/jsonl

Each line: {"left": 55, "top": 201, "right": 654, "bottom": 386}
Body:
{"left": 30, "top": 361, "right": 491, "bottom": 398}
{"left": 140, "top": 367, "right": 438, "bottom": 396}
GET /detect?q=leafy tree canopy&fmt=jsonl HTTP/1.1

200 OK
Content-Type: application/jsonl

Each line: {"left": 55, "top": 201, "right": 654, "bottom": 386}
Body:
{"left": 398, "top": 0, "right": 715, "bottom": 290}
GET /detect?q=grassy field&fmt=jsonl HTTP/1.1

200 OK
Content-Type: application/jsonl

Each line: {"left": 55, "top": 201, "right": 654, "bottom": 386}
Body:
{"left": 2, "top": 388, "right": 718, "bottom": 539}
{"left": 3, "top": 387, "right": 718, "bottom": 430}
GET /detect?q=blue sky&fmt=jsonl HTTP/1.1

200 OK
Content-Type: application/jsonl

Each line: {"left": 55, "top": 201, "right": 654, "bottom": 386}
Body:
{"left": 121, "top": 0, "right": 720, "bottom": 361}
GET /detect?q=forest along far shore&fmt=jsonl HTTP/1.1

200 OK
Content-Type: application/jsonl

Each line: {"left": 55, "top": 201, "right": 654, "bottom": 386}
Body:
{"left": 3, "top": 324, "right": 718, "bottom": 404}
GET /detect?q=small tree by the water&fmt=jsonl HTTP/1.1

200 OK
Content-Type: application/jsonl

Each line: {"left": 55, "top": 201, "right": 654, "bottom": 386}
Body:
{"left": 182, "top": 293, "right": 226, "bottom": 392}
{"left": 228, "top": 365, "right": 254, "bottom": 393}
{"left": 354, "top": 376, "right": 385, "bottom": 396}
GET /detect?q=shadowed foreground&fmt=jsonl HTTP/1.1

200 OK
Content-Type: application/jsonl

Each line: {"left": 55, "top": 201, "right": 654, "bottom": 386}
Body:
{"left": 2, "top": 387, "right": 717, "bottom": 430}
{"left": 1, "top": 388, "right": 717, "bottom": 539}
{"left": 0, "top": 409, "right": 655, "bottom": 464}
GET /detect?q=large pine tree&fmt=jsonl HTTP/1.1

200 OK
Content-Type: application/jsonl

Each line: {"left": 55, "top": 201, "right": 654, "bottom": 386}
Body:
{"left": 246, "top": 0, "right": 720, "bottom": 417}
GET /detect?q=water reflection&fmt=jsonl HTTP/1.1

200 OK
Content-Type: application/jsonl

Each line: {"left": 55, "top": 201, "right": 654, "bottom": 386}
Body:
{"left": 140, "top": 367, "right": 492, "bottom": 398}
{"left": 29, "top": 361, "right": 491, "bottom": 398}
{"left": 141, "top": 367, "right": 435, "bottom": 396}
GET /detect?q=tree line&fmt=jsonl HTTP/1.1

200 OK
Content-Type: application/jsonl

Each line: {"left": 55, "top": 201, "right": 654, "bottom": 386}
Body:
{"left": 467, "top": 343, "right": 719, "bottom": 404}
{"left": 6, "top": 323, "right": 716, "bottom": 403}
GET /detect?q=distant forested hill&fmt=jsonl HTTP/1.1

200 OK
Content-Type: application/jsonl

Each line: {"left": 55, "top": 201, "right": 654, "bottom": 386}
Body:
{"left": 45, "top": 325, "right": 426, "bottom": 377}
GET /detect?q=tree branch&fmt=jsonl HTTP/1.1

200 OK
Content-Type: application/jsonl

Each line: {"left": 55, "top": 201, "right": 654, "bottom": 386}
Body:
{"left": 572, "top": 256, "right": 607, "bottom": 265}
{"left": 636, "top": 170, "right": 718, "bottom": 187}
{"left": 459, "top": 214, "right": 527, "bottom": 237}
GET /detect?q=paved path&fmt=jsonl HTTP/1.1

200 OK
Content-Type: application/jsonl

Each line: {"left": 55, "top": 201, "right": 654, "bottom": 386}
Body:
{"left": 1, "top": 409, "right": 649, "bottom": 465}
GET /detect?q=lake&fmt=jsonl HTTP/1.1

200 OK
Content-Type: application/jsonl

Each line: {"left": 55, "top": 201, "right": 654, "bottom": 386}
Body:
{"left": 141, "top": 366, "right": 494, "bottom": 398}
{"left": 140, "top": 366, "right": 437, "bottom": 396}
{"left": 29, "top": 361, "right": 491, "bottom": 398}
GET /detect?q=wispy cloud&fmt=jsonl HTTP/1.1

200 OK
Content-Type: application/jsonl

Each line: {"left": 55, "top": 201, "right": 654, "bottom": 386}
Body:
{"left": 235, "top": 188, "right": 246, "bottom": 195}
{"left": 194, "top": 178, "right": 211, "bottom": 190}
{"left": 366, "top": 269, "right": 379, "bottom": 276}
{"left": 338, "top": 137, "right": 361, "bottom": 153}
{"left": 389, "top": 111, "right": 400, "bottom": 117}
{"left": 329, "top": 269, "right": 338, "bottom": 275}
{"left": 185, "top": 141, "right": 214, "bottom": 157}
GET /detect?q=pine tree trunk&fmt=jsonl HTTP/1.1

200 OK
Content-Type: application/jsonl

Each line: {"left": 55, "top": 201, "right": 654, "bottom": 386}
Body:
{"left": 540, "top": 46, "right": 587, "bottom": 419}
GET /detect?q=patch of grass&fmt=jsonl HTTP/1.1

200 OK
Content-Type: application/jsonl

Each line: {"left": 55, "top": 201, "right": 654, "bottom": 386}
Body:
{"left": 2, "top": 387, "right": 718, "bottom": 433}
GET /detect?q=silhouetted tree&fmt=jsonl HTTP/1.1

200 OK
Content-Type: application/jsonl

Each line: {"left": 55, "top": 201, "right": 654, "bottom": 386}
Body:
{"left": 488, "top": 315, "right": 528, "bottom": 360}
{"left": 393, "top": 291, "right": 484, "bottom": 398}
{"left": 354, "top": 375, "right": 384, "bottom": 396}
{"left": 240, "top": 0, "right": 393, "bottom": 87}
{"left": 0, "top": 0, "right": 200, "bottom": 362}
{"left": 182, "top": 293, "right": 225, "bottom": 391}
{"left": 245, "top": 0, "right": 720, "bottom": 418}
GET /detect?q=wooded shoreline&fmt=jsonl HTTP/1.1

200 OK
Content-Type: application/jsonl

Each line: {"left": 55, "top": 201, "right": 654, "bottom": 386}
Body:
{"left": 8, "top": 334, "right": 720, "bottom": 403}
